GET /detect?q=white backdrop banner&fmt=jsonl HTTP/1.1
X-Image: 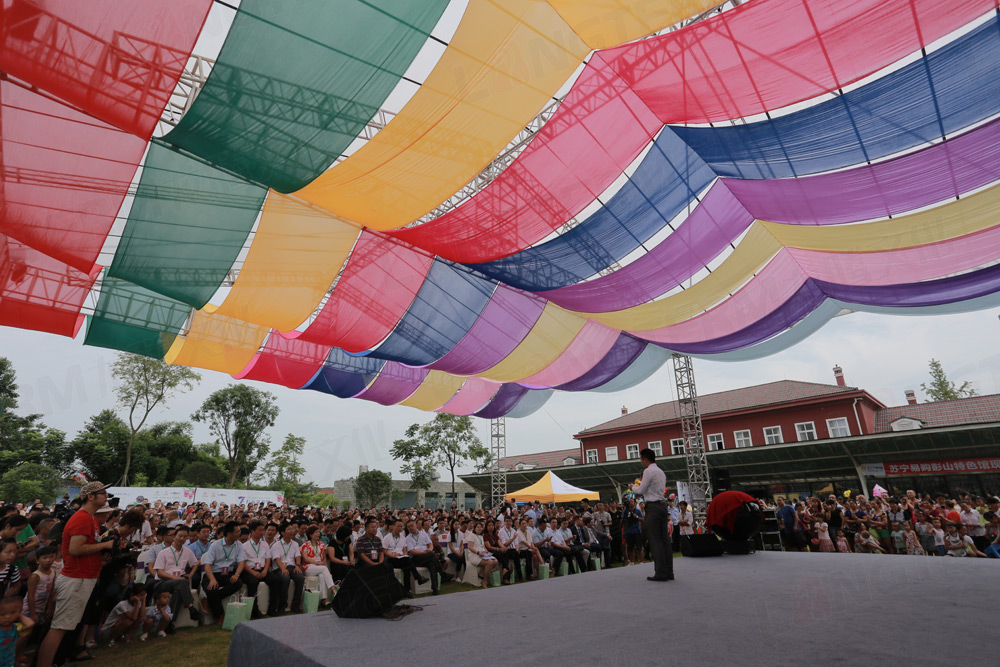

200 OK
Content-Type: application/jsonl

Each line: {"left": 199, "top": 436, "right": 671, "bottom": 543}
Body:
{"left": 193, "top": 488, "right": 284, "bottom": 506}
{"left": 106, "top": 487, "right": 282, "bottom": 507}
{"left": 108, "top": 486, "right": 196, "bottom": 507}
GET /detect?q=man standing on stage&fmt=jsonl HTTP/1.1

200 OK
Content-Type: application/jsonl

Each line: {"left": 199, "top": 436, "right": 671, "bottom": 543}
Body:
{"left": 631, "top": 448, "right": 673, "bottom": 582}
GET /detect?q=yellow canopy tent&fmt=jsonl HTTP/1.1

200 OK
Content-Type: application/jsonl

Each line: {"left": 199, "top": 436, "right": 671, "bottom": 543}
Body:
{"left": 504, "top": 471, "right": 596, "bottom": 504}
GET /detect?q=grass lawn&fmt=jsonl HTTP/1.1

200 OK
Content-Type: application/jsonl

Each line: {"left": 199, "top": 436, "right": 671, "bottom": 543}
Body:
{"left": 80, "top": 558, "right": 674, "bottom": 665}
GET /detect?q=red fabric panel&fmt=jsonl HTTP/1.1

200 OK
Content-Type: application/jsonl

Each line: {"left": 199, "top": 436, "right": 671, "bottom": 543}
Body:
{"left": 603, "top": 0, "right": 999, "bottom": 125}
{"left": 237, "top": 332, "right": 329, "bottom": 389}
{"left": 388, "top": 57, "right": 662, "bottom": 262}
{"left": 298, "top": 231, "right": 434, "bottom": 352}
{"left": 0, "top": 234, "right": 98, "bottom": 337}
{"left": 0, "top": 0, "right": 212, "bottom": 137}
{"left": 1, "top": 81, "right": 145, "bottom": 272}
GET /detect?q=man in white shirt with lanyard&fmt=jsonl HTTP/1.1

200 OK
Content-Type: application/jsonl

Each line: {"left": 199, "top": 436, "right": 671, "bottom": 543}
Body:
{"left": 498, "top": 515, "right": 525, "bottom": 582}
{"left": 382, "top": 519, "right": 420, "bottom": 598}
{"left": 631, "top": 448, "right": 673, "bottom": 582}
{"left": 152, "top": 526, "right": 202, "bottom": 624}
{"left": 238, "top": 521, "right": 270, "bottom": 619}
{"left": 200, "top": 521, "right": 246, "bottom": 623}
{"left": 405, "top": 519, "right": 440, "bottom": 595}
{"left": 270, "top": 522, "right": 305, "bottom": 613}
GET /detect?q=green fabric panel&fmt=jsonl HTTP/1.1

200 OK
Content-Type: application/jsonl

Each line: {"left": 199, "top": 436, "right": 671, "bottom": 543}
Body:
{"left": 108, "top": 141, "right": 267, "bottom": 308}
{"left": 164, "top": 0, "right": 449, "bottom": 192}
{"left": 84, "top": 275, "right": 189, "bottom": 359}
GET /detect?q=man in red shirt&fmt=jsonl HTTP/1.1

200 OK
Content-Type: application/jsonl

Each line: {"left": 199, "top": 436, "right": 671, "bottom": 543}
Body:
{"left": 37, "top": 481, "right": 116, "bottom": 667}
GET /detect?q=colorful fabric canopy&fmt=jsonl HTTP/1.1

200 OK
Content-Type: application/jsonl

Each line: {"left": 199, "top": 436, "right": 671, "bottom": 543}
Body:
{"left": 4, "top": 0, "right": 1000, "bottom": 418}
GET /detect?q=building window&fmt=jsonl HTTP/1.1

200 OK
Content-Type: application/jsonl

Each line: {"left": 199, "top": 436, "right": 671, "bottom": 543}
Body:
{"left": 795, "top": 422, "right": 817, "bottom": 441}
{"left": 562, "top": 457, "right": 577, "bottom": 466}
{"left": 586, "top": 449, "right": 598, "bottom": 463}
{"left": 648, "top": 441, "right": 662, "bottom": 456}
{"left": 707, "top": 433, "right": 724, "bottom": 451}
{"left": 826, "top": 417, "right": 851, "bottom": 438}
{"left": 763, "top": 426, "right": 783, "bottom": 445}
{"left": 626, "top": 443, "right": 639, "bottom": 459}
{"left": 605, "top": 446, "right": 619, "bottom": 462}
{"left": 670, "top": 438, "right": 685, "bottom": 455}
{"left": 734, "top": 430, "right": 752, "bottom": 448}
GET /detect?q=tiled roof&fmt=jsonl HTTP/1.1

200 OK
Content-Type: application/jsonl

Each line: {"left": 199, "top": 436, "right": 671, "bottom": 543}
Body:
{"left": 874, "top": 394, "right": 1000, "bottom": 432}
{"left": 577, "top": 380, "right": 861, "bottom": 436}
{"left": 498, "top": 448, "right": 580, "bottom": 470}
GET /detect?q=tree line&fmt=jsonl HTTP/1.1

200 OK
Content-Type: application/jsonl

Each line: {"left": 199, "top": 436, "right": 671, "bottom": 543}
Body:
{"left": 0, "top": 355, "right": 330, "bottom": 506}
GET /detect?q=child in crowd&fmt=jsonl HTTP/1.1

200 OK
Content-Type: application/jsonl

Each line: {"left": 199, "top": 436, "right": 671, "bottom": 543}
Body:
{"left": 902, "top": 523, "right": 923, "bottom": 556}
{"left": 141, "top": 590, "right": 173, "bottom": 641}
{"left": 855, "top": 530, "right": 885, "bottom": 554}
{"left": 0, "top": 540, "right": 20, "bottom": 599}
{"left": 0, "top": 595, "right": 32, "bottom": 667}
{"left": 815, "top": 521, "right": 834, "bottom": 552}
{"left": 835, "top": 530, "right": 850, "bottom": 553}
{"left": 21, "top": 546, "right": 56, "bottom": 630}
{"left": 889, "top": 522, "right": 906, "bottom": 554}
{"left": 931, "top": 519, "right": 946, "bottom": 556}
{"left": 100, "top": 583, "right": 147, "bottom": 647}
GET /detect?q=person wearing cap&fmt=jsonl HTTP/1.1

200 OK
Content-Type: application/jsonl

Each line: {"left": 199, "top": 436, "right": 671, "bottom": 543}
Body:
{"left": 37, "top": 481, "right": 116, "bottom": 666}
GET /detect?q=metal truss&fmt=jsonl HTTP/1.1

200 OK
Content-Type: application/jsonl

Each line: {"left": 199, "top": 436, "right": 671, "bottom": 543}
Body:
{"left": 490, "top": 417, "right": 508, "bottom": 510}
{"left": 672, "top": 353, "right": 712, "bottom": 522}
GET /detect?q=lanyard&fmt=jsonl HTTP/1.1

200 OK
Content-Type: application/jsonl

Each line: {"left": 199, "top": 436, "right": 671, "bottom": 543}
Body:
{"left": 250, "top": 540, "right": 261, "bottom": 558}
{"left": 221, "top": 542, "right": 235, "bottom": 562}
{"left": 170, "top": 547, "right": 182, "bottom": 568}
{"left": 281, "top": 540, "right": 293, "bottom": 559}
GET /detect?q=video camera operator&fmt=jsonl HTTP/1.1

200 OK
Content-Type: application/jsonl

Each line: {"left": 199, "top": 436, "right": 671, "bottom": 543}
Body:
{"left": 37, "top": 481, "right": 117, "bottom": 667}
{"left": 80, "top": 504, "right": 145, "bottom": 643}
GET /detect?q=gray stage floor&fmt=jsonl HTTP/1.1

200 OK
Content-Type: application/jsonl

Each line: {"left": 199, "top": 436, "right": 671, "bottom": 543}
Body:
{"left": 227, "top": 552, "right": 997, "bottom": 666}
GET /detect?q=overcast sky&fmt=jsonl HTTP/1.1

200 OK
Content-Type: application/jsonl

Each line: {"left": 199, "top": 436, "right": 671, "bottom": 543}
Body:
{"left": 5, "top": 2, "right": 998, "bottom": 490}
{"left": 3, "top": 306, "right": 997, "bottom": 488}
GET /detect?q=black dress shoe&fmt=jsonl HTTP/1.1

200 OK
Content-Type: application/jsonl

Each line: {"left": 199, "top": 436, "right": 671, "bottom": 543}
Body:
{"left": 647, "top": 576, "right": 671, "bottom": 582}
{"left": 404, "top": 591, "right": 414, "bottom": 599}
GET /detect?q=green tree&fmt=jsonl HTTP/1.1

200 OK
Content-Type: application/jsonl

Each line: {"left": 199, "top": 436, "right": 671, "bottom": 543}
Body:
{"left": 261, "top": 434, "right": 307, "bottom": 487}
{"left": 137, "top": 422, "right": 201, "bottom": 485}
{"left": 68, "top": 410, "right": 132, "bottom": 483}
{"left": 390, "top": 424, "right": 437, "bottom": 492}
{"left": 178, "top": 461, "right": 228, "bottom": 487}
{"left": 192, "top": 384, "right": 279, "bottom": 486}
{"left": 920, "top": 358, "right": 977, "bottom": 402}
{"left": 111, "top": 353, "right": 200, "bottom": 486}
{"left": 0, "top": 463, "right": 63, "bottom": 504}
{"left": 353, "top": 469, "right": 393, "bottom": 509}
{"left": 0, "top": 358, "right": 69, "bottom": 477}
{"left": 390, "top": 414, "right": 483, "bottom": 501}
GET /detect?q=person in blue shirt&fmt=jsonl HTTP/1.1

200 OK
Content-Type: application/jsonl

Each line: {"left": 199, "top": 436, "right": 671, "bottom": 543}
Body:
{"left": 776, "top": 497, "right": 806, "bottom": 552}
{"left": 623, "top": 499, "right": 645, "bottom": 565}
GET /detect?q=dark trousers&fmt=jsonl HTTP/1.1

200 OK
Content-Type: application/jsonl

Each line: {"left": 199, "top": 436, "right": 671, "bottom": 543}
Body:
{"left": 202, "top": 573, "right": 243, "bottom": 618}
{"left": 409, "top": 553, "right": 440, "bottom": 591}
{"left": 447, "top": 552, "right": 464, "bottom": 570}
{"left": 266, "top": 567, "right": 304, "bottom": 613}
{"left": 238, "top": 570, "right": 266, "bottom": 617}
{"left": 502, "top": 548, "right": 525, "bottom": 579}
{"left": 565, "top": 546, "right": 587, "bottom": 573}
{"left": 386, "top": 556, "right": 419, "bottom": 589}
{"left": 154, "top": 578, "right": 195, "bottom": 618}
{"left": 645, "top": 500, "right": 674, "bottom": 579}
{"left": 537, "top": 546, "right": 554, "bottom": 570}
{"left": 610, "top": 531, "right": 623, "bottom": 564}
{"left": 584, "top": 542, "right": 607, "bottom": 566}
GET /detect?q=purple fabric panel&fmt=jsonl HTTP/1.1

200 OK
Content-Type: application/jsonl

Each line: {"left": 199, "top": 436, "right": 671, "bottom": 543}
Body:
{"left": 428, "top": 285, "right": 546, "bottom": 375}
{"left": 539, "top": 183, "right": 754, "bottom": 312}
{"left": 725, "top": 117, "right": 1000, "bottom": 224}
{"left": 355, "top": 363, "right": 429, "bottom": 406}
{"left": 554, "top": 333, "right": 647, "bottom": 391}
{"left": 665, "top": 263, "right": 1000, "bottom": 355}
{"left": 474, "top": 383, "right": 529, "bottom": 419}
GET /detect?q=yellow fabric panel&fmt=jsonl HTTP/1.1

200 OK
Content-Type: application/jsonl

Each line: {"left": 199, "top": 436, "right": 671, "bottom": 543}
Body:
{"left": 478, "top": 302, "right": 588, "bottom": 382}
{"left": 399, "top": 370, "right": 466, "bottom": 410}
{"left": 213, "top": 194, "right": 360, "bottom": 332}
{"left": 546, "top": 0, "right": 720, "bottom": 48}
{"left": 587, "top": 184, "right": 1000, "bottom": 331}
{"left": 297, "top": 0, "right": 590, "bottom": 228}
{"left": 165, "top": 311, "right": 268, "bottom": 375}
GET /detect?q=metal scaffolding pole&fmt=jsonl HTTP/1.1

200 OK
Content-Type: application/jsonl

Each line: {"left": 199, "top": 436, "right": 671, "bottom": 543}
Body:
{"left": 672, "top": 353, "right": 712, "bottom": 522}
{"left": 490, "top": 417, "right": 507, "bottom": 509}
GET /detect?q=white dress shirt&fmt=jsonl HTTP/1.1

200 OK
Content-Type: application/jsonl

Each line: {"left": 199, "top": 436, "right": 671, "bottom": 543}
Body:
{"left": 405, "top": 530, "right": 432, "bottom": 554}
{"left": 381, "top": 531, "right": 409, "bottom": 558}
{"left": 242, "top": 538, "right": 270, "bottom": 571}
{"left": 632, "top": 463, "right": 667, "bottom": 502}
{"left": 498, "top": 526, "right": 519, "bottom": 549}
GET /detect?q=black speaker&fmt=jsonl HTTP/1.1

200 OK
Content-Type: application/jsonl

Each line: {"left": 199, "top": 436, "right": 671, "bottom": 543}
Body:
{"left": 680, "top": 534, "right": 724, "bottom": 557}
{"left": 331, "top": 563, "right": 405, "bottom": 618}
{"left": 710, "top": 468, "right": 731, "bottom": 493}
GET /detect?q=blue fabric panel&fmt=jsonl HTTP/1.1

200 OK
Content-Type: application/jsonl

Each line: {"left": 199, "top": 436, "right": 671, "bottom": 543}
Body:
{"left": 506, "top": 389, "right": 554, "bottom": 418}
{"left": 370, "top": 261, "right": 496, "bottom": 366}
{"left": 474, "top": 383, "right": 529, "bottom": 419}
{"left": 554, "top": 333, "right": 647, "bottom": 391}
{"left": 471, "top": 128, "right": 715, "bottom": 290}
{"left": 672, "top": 17, "right": 1000, "bottom": 179}
{"left": 303, "top": 348, "right": 385, "bottom": 398}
